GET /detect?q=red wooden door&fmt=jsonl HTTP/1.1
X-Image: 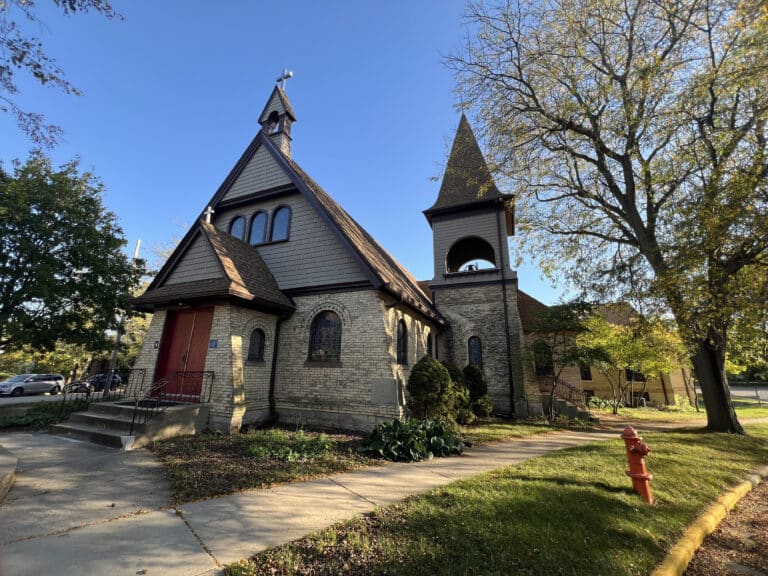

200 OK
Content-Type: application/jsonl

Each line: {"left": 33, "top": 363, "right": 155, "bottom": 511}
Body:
{"left": 155, "top": 307, "right": 214, "bottom": 400}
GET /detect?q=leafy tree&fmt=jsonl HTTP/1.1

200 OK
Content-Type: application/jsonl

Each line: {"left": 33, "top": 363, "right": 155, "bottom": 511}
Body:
{"left": 530, "top": 302, "right": 592, "bottom": 419}
{"left": 0, "top": 340, "right": 91, "bottom": 380}
{"left": 0, "top": 153, "right": 143, "bottom": 352}
{"left": 578, "top": 315, "right": 688, "bottom": 414}
{"left": 451, "top": 0, "right": 768, "bottom": 432}
{"left": 1, "top": 0, "right": 119, "bottom": 147}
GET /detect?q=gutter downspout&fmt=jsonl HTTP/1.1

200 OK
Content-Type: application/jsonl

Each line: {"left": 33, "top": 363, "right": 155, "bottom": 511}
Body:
{"left": 267, "top": 318, "right": 283, "bottom": 422}
{"left": 496, "top": 201, "right": 516, "bottom": 416}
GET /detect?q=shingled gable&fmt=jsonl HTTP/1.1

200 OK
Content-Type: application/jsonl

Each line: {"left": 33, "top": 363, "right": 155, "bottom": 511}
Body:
{"left": 259, "top": 136, "right": 444, "bottom": 325}
{"left": 131, "top": 220, "right": 294, "bottom": 314}
{"left": 424, "top": 114, "right": 512, "bottom": 225}
{"left": 258, "top": 85, "right": 296, "bottom": 124}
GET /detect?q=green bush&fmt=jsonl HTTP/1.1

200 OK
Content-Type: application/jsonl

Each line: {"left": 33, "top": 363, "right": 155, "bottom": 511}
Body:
{"left": 588, "top": 396, "right": 611, "bottom": 409}
{"left": 463, "top": 363, "right": 488, "bottom": 401}
{"left": 441, "top": 361, "right": 465, "bottom": 388}
{"left": 407, "top": 355, "right": 453, "bottom": 419}
{"left": 0, "top": 398, "right": 89, "bottom": 430}
{"left": 247, "top": 428, "right": 335, "bottom": 462}
{"left": 472, "top": 394, "right": 494, "bottom": 418}
{"left": 456, "top": 407, "right": 476, "bottom": 425}
{"left": 662, "top": 394, "right": 695, "bottom": 412}
{"left": 360, "top": 419, "right": 464, "bottom": 462}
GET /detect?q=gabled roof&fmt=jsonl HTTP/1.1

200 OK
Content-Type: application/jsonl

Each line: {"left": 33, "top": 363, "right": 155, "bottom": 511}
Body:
{"left": 131, "top": 220, "right": 294, "bottom": 314}
{"left": 258, "top": 85, "right": 296, "bottom": 124}
{"left": 135, "top": 128, "right": 443, "bottom": 325}
{"left": 517, "top": 289, "right": 551, "bottom": 333}
{"left": 425, "top": 114, "right": 503, "bottom": 218}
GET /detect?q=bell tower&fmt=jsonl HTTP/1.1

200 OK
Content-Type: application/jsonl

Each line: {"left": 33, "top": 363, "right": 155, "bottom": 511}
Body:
{"left": 258, "top": 84, "right": 296, "bottom": 157}
{"left": 424, "top": 115, "right": 539, "bottom": 417}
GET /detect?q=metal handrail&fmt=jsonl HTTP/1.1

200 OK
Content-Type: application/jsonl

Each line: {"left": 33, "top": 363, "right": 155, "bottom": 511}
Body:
{"left": 127, "top": 371, "right": 214, "bottom": 435}
{"left": 539, "top": 375, "right": 588, "bottom": 410}
{"left": 58, "top": 368, "right": 146, "bottom": 420}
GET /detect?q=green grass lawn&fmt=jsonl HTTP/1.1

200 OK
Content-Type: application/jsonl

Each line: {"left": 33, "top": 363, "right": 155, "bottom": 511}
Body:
{"left": 598, "top": 396, "right": 768, "bottom": 422}
{"left": 228, "top": 424, "right": 768, "bottom": 576}
{"left": 151, "top": 420, "right": 564, "bottom": 504}
{"left": 461, "top": 417, "right": 589, "bottom": 444}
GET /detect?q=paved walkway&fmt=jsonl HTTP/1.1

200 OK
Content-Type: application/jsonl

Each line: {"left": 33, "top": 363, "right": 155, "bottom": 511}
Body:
{"left": 0, "top": 427, "right": 620, "bottom": 576}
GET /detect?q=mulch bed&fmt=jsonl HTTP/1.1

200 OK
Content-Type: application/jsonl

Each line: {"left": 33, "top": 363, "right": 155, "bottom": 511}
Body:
{"left": 685, "top": 478, "right": 768, "bottom": 576}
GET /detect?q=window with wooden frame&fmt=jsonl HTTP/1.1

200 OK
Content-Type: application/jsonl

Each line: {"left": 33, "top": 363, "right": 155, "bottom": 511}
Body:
{"left": 249, "top": 211, "right": 268, "bottom": 245}
{"left": 270, "top": 206, "right": 291, "bottom": 242}
{"left": 396, "top": 319, "right": 408, "bottom": 365}
{"left": 468, "top": 336, "right": 483, "bottom": 368}
{"left": 308, "top": 311, "right": 342, "bottom": 362}
{"left": 229, "top": 216, "right": 246, "bottom": 240}
{"left": 533, "top": 341, "right": 554, "bottom": 376}
{"left": 247, "top": 329, "right": 265, "bottom": 361}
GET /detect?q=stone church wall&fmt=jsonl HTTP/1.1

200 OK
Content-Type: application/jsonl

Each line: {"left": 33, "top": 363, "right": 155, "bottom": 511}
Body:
{"left": 273, "top": 289, "right": 438, "bottom": 431}
{"left": 131, "top": 309, "right": 166, "bottom": 390}
{"left": 434, "top": 281, "right": 541, "bottom": 417}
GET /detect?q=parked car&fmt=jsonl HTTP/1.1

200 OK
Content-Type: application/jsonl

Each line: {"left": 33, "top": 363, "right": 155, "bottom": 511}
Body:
{"left": 0, "top": 374, "right": 65, "bottom": 397}
{"left": 85, "top": 372, "right": 122, "bottom": 391}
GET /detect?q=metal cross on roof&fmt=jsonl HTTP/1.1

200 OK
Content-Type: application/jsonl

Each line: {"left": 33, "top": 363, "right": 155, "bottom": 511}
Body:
{"left": 276, "top": 69, "right": 293, "bottom": 89}
{"left": 203, "top": 205, "right": 215, "bottom": 224}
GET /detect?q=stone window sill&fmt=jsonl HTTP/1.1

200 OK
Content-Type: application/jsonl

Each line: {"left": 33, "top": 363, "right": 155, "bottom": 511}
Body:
{"left": 304, "top": 360, "right": 343, "bottom": 368}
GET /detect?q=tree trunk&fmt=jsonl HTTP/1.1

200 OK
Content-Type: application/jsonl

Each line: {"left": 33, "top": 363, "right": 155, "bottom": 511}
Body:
{"left": 692, "top": 338, "right": 743, "bottom": 434}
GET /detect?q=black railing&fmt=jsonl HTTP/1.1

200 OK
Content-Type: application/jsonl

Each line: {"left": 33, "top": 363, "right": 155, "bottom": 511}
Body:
{"left": 539, "top": 375, "right": 588, "bottom": 410}
{"left": 128, "top": 370, "right": 214, "bottom": 435}
{"left": 58, "top": 368, "right": 146, "bottom": 420}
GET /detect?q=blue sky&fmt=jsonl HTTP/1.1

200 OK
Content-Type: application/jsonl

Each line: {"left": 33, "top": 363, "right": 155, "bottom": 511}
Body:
{"left": 2, "top": 0, "right": 564, "bottom": 304}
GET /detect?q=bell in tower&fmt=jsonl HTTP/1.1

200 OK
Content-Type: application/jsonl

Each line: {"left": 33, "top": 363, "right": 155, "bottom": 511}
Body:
{"left": 424, "top": 114, "right": 540, "bottom": 418}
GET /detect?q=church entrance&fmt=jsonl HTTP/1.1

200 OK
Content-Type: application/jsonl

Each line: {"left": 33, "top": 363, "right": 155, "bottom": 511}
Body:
{"left": 155, "top": 307, "right": 214, "bottom": 401}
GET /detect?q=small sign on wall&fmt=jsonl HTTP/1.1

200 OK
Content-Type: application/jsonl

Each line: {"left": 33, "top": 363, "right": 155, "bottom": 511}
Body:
{"left": 153, "top": 341, "right": 159, "bottom": 349}
{"left": 209, "top": 339, "right": 218, "bottom": 350}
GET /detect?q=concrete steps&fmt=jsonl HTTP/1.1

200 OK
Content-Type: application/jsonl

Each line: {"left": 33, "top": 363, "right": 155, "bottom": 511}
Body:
{"left": 52, "top": 401, "right": 211, "bottom": 450}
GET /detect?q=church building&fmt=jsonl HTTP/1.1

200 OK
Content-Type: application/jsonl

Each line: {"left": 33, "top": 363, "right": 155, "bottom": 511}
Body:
{"left": 131, "top": 86, "right": 546, "bottom": 432}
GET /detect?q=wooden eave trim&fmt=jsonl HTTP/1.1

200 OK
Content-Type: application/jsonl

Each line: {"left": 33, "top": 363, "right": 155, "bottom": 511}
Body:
{"left": 284, "top": 280, "right": 373, "bottom": 296}
{"left": 216, "top": 185, "right": 299, "bottom": 210}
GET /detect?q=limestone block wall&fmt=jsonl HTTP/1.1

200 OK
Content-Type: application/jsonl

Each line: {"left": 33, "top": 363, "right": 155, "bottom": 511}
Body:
{"left": 433, "top": 281, "right": 533, "bottom": 417}
{"left": 203, "top": 304, "right": 280, "bottom": 431}
{"left": 273, "top": 289, "right": 439, "bottom": 431}
{"left": 131, "top": 310, "right": 166, "bottom": 390}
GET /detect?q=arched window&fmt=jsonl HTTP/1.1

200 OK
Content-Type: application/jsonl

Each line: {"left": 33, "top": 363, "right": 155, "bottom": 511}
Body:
{"left": 247, "top": 329, "right": 265, "bottom": 361}
{"left": 267, "top": 111, "right": 280, "bottom": 134}
{"left": 468, "top": 336, "right": 483, "bottom": 368}
{"left": 249, "top": 211, "right": 268, "bottom": 245}
{"left": 229, "top": 216, "right": 246, "bottom": 240}
{"left": 396, "top": 319, "right": 408, "bottom": 365}
{"left": 426, "top": 330, "right": 433, "bottom": 357}
{"left": 446, "top": 236, "right": 497, "bottom": 273}
{"left": 533, "top": 341, "right": 554, "bottom": 376}
{"left": 270, "top": 206, "right": 291, "bottom": 242}
{"left": 308, "top": 311, "right": 342, "bottom": 362}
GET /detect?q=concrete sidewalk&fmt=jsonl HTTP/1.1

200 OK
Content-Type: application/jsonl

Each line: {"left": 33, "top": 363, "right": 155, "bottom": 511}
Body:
{"left": 0, "top": 428, "right": 618, "bottom": 576}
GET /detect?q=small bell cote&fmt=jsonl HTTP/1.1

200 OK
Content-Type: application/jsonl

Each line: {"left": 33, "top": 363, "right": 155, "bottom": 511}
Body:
{"left": 258, "top": 85, "right": 297, "bottom": 157}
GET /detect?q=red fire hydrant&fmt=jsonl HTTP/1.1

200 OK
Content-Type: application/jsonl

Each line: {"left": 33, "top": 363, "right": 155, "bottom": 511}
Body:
{"left": 621, "top": 426, "right": 654, "bottom": 504}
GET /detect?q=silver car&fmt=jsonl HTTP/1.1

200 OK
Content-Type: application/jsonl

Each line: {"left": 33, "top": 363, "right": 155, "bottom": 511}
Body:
{"left": 0, "top": 374, "right": 65, "bottom": 396}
